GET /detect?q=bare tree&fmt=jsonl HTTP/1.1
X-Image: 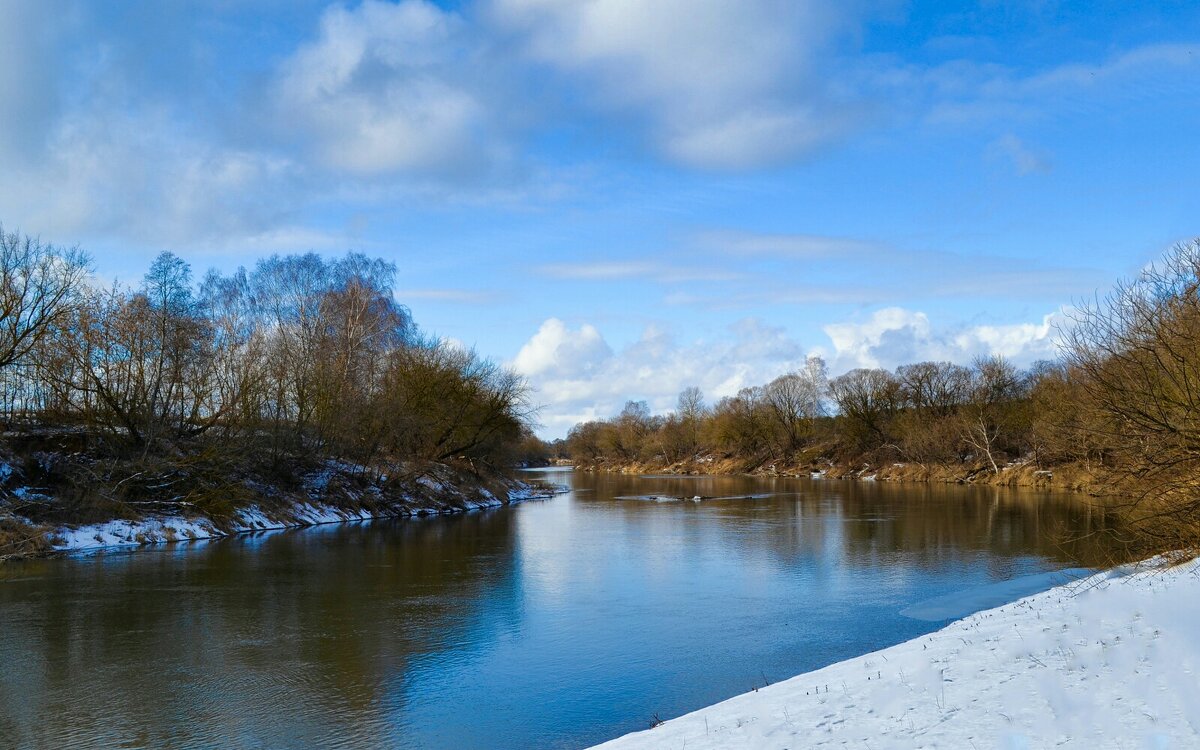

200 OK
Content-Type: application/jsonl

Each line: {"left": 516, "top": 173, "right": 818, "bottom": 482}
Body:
{"left": 762, "top": 357, "right": 827, "bottom": 453}
{"left": 1064, "top": 239, "right": 1200, "bottom": 543}
{"left": 672, "top": 386, "right": 707, "bottom": 458}
{"left": 957, "top": 356, "right": 1027, "bottom": 473}
{"left": 707, "top": 387, "right": 772, "bottom": 458}
{"left": 49, "top": 256, "right": 219, "bottom": 449}
{"left": 677, "top": 386, "right": 706, "bottom": 421}
{"left": 828, "top": 368, "right": 900, "bottom": 451}
{"left": 0, "top": 226, "right": 90, "bottom": 416}
{"left": 896, "top": 361, "right": 970, "bottom": 416}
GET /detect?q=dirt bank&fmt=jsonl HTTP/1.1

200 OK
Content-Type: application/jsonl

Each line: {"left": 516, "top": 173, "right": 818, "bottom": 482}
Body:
{"left": 569, "top": 454, "right": 1107, "bottom": 494}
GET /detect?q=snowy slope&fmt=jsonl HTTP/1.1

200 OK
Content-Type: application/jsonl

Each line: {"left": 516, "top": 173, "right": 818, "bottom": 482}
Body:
{"left": 592, "top": 559, "right": 1200, "bottom": 749}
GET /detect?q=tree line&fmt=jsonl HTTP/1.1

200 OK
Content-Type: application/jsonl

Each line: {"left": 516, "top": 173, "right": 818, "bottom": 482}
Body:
{"left": 564, "top": 353, "right": 1042, "bottom": 472}
{"left": 565, "top": 239, "right": 1200, "bottom": 551}
{"left": 0, "top": 224, "right": 533, "bottom": 474}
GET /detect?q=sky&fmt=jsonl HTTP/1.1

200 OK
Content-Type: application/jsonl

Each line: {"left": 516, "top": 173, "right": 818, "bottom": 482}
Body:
{"left": 1, "top": 0, "right": 1198, "bottom": 438}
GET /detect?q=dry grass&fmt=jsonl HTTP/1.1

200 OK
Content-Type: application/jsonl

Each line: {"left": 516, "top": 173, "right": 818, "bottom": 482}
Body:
{"left": 0, "top": 514, "right": 52, "bottom": 561}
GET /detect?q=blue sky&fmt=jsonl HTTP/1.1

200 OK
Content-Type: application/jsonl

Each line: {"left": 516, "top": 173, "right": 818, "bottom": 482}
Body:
{"left": 1, "top": 1, "right": 1198, "bottom": 437}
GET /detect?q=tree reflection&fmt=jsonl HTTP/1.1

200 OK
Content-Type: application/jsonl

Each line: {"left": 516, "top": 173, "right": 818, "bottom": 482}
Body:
{"left": 0, "top": 511, "right": 520, "bottom": 748}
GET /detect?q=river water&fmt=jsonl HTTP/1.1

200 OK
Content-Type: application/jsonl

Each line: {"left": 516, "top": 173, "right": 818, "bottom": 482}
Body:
{"left": 0, "top": 470, "right": 1119, "bottom": 749}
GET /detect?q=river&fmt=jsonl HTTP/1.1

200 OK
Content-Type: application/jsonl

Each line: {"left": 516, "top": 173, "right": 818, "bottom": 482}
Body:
{"left": 0, "top": 470, "right": 1119, "bottom": 749}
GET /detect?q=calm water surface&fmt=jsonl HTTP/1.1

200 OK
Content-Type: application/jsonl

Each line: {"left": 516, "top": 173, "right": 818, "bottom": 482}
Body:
{"left": 0, "top": 471, "right": 1118, "bottom": 749}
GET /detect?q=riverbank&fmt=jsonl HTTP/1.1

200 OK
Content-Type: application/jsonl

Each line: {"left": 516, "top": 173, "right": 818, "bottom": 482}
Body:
{"left": 1, "top": 451, "right": 560, "bottom": 561}
{"left": 570, "top": 455, "right": 1104, "bottom": 493}
{"left": 592, "top": 554, "right": 1200, "bottom": 749}
{"left": 48, "top": 481, "right": 557, "bottom": 555}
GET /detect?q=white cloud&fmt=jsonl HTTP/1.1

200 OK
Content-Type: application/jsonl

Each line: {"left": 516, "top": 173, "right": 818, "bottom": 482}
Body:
{"left": 819, "top": 306, "right": 1065, "bottom": 371}
{"left": 955, "top": 316, "right": 1061, "bottom": 360}
{"left": 537, "top": 260, "right": 741, "bottom": 282}
{"left": 988, "top": 134, "right": 1052, "bottom": 175}
{"left": 697, "top": 229, "right": 875, "bottom": 259}
{"left": 822, "top": 307, "right": 934, "bottom": 370}
{"left": 490, "top": 0, "right": 864, "bottom": 169}
{"left": 920, "top": 42, "right": 1200, "bottom": 126}
{"left": 1018, "top": 43, "right": 1199, "bottom": 93}
{"left": 272, "top": 0, "right": 500, "bottom": 178}
{"left": 660, "top": 230, "right": 1106, "bottom": 309}
{"left": 536, "top": 261, "right": 661, "bottom": 280}
{"left": 513, "top": 318, "right": 613, "bottom": 378}
{"left": 395, "top": 287, "right": 502, "bottom": 304}
{"left": 0, "top": 104, "right": 305, "bottom": 248}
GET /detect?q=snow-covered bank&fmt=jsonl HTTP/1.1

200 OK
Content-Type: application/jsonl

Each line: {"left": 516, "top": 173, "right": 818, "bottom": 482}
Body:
{"left": 592, "top": 559, "right": 1200, "bottom": 749}
{"left": 51, "top": 485, "right": 557, "bottom": 554}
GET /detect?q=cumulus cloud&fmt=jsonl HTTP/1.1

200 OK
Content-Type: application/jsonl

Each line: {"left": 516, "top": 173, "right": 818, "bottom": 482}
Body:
{"left": 513, "top": 318, "right": 613, "bottom": 378}
{"left": 0, "top": 2, "right": 319, "bottom": 249}
{"left": 490, "top": 0, "right": 864, "bottom": 168}
{"left": 0, "top": 101, "right": 307, "bottom": 248}
{"left": 2, "top": 1, "right": 1194, "bottom": 253}
{"left": 517, "top": 308, "right": 1068, "bottom": 437}
{"left": 272, "top": 0, "right": 500, "bottom": 178}
{"left": 819, "top": 306, "right": 1065, "bottom": 371}
{"left": 0, "top": 0, "right": 516, "bottom": 248}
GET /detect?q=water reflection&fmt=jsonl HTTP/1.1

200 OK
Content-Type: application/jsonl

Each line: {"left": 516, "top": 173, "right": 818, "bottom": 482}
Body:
{"left": 577, "top": 473, "right": 1119, "bottom": 569}
{"left": 0, "top": 512, "right": 521, "bottom": 749}
{"left": 0, "top": 473, "right": 1120, "bottom": 749}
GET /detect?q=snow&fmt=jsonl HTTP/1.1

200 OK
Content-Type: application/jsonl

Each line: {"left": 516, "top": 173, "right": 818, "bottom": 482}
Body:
{"left": 51, "top": 516, "right": 220, "bottom": 550}
{"left": 50, "top": 482, "right": 561, "bottom": 553}
{"left": 417, "top": 476, "right": 445, "bottom": 493}
{"left": 591, "top": 558, "right": 1200, "bottom": 750}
